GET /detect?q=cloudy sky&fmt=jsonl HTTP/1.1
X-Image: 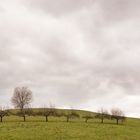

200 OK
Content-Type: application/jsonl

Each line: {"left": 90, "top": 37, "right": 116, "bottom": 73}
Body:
{"left": 0, "top": 0, "right": 140, "bottom": 117}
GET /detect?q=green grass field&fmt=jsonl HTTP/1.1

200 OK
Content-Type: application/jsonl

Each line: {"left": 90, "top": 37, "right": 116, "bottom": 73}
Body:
{"left": 0, "top": 109, "right": 139, "bottom": 140}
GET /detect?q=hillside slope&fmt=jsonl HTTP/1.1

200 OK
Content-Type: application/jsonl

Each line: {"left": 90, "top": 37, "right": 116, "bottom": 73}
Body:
{"left": 0, "top": 108, "right": 139, "bottom": 140}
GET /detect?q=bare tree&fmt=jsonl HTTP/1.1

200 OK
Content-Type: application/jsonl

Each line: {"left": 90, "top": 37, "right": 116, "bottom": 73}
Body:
{"left": 111, "top": 108, "right": 126, "bottom": 125}
{"left": 0, "top": 107, "right": 9, "bottom": 122}
{"left": 36, "top": 105, "right": 58, "bottom": 122}
{"left": 95, "top": 108, "right": 110, "bottom": 123}
{"left": 11, "top": 87, "right": 32, "bottom": 122}
{"left": 63, "top": 110, "right": 80, "bottom": 122}
{"left": 82, "top": 115, "right": 94, "bottom": 123}
{"left": 38, "top": 108, "right": 50, "bottom": 122}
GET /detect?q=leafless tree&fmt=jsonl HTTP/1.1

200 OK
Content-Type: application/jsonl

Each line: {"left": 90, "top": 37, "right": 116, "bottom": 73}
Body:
{"left": 36, "top": 108, "right": 50, "bottom": 122}
{"left": 95, "top": 108, "right": 110, "bottom": 123}
{"left": 111, "top": 108, "right": 126, "bottom": 125}
{"left": 11, "top": 87, "right": 32, "bottom": 121}
{"left": 63, "top": 110, "right": 80, "bottom": 122}
{"left": 0, "top": 107, "right": 9, "bottom": 122}
{"left": 82, "top": 115, "right": 94, "bottom": 123}
{"left": 36, "top": 105, "right": 58, "bottom": 122}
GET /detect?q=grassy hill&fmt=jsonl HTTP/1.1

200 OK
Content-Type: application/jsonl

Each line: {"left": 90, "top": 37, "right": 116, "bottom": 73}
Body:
{"left": 0, "top": 108, "right": 139, "bottom": 140}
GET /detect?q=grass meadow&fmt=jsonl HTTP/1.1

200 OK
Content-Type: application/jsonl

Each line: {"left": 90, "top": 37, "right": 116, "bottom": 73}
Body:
{"left": 0, "top": 109, "right": 139, "bottom": 140}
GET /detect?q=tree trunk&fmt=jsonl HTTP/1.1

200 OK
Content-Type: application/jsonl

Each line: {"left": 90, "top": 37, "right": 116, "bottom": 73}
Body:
{"left": 0, "top": 116, "right": 2, "bottom": 122}
{"left": 23, "top": 115, "right": 26, "bottom": 122}
{"left": 45, "top": 116, "right": 48, "bottom": 122}
{"left": 67, "top": 117, "right": 69, "bottom": 122}
{"left": 101, "top": 117, "right": 103, "bottom": 123}
{"left": 117, "top": 119, "right": 119, "bottom": 125}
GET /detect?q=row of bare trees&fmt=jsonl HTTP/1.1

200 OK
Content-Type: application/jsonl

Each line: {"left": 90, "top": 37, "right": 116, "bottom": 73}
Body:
{"left": 0, "top": 107, "right": 80, "bottom": 122}
{"left": 95, "top": 108, "right": 125, "bottom": 124}
{"left": 0, "top": 87, "right": 126, "bottom": 125}
{"left": 0, "top": 106, "right": 125, "bottom": 125}
{"left": 81, "top": 108, "right": 126, "bottom": 125}
{"left": 0, "top": 107, "right": 126, "bottom": 125}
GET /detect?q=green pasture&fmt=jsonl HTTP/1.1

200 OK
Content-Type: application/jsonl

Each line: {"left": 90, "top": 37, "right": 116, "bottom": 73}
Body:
{"left": 0, "top": 109, "right": 139, "bottom": 140}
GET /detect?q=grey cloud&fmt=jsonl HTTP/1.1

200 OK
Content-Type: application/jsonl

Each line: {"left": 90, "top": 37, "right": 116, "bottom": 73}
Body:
{"left": 99, "top": 0, "right": 140, "bottom": 21}
{"left": 23, "top": 0, "right": 140, "bottom": 23}
{"left": 23, "top": 0, "right": 94, "bottom": 16}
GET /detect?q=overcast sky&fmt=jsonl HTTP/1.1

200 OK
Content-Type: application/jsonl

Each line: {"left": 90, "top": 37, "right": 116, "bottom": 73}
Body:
{"left": 0, "top": 0, "right": 140, "bottom": 117}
